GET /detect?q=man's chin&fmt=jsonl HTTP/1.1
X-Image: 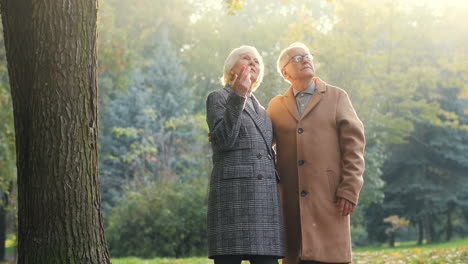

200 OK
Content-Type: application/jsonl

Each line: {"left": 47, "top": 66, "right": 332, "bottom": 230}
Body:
{"left": 301, "top": 71, "right": 315, "bottom": 79}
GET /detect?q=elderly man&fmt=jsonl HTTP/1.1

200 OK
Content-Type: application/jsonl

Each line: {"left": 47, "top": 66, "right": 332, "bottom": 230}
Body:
{"left": 266, "top": 42, "right": 365, "bottom": 264}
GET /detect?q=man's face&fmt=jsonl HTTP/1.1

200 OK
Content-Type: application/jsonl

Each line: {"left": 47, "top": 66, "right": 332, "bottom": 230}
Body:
{"left": 282, "top": 47, "right": 315, "bottom": 82}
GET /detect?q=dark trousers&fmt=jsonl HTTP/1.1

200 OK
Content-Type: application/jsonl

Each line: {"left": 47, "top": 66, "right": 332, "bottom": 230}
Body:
{"left": 213, "top": 255, "right": 279, "bottom": 264}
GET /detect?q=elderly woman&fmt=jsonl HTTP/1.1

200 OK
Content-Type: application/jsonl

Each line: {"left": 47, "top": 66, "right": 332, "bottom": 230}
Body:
{"left": 206, "top": 45, "right": 285, "bottom": 264}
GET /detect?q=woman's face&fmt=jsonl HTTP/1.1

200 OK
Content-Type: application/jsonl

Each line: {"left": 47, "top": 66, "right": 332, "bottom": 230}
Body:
{"left": 230, "top": 52, "right": 260, "bottom": 85}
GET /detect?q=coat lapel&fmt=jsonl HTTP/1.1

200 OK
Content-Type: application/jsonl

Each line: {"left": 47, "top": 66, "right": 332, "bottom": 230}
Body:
{"left": 245, "top": 95, "right": 272, "bottom": 154}
{"left": 282, "top": 86, "right": 300, "bottom": 121}
{"left": 223, "top": 85, "right": 272, "bottom": 153}
{"left": 300, "top": 78, "right": 326, "bottom": 120}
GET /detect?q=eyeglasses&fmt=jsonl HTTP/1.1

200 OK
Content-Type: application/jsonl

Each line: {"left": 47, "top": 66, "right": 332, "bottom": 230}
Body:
{"left": 282, "top": 54, "right": 314, "bottom": 69}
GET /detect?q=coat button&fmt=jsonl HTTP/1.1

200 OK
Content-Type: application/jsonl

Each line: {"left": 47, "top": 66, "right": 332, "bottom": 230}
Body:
{"left": 301, "top": 190, "right": 308, "bottom": 197}
{"left": 257, "top": 174, "right": 263, "bottom": 180}
{"left": 298, "top": 128, "right": 304, "bottom": 134}
{"left": 267, "top": 154, "right": 272, "bottom": 160}
{"left": 298, "top": 160, "right": 305, "bottom": 166}
{"left": 257, "top": 153, "right": 262, "bottom": 159}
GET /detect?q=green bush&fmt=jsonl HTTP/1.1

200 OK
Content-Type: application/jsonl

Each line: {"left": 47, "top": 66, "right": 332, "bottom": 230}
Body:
{"left": 105, "top": 178, "right": 208, "bottom": 258}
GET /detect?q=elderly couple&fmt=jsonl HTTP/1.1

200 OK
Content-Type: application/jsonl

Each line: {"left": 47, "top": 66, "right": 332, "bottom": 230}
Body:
{"left": 206, "top": 42, "right": 366, "bottom": 264}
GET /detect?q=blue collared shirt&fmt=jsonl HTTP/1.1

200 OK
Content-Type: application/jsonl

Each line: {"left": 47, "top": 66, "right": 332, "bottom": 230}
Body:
{"left": 293, "top": 81, "right": 316, "bottom": 116}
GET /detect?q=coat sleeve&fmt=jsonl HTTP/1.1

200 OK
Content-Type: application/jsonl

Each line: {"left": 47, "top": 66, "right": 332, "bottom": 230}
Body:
{"left": 335, "top": 90, "right": 366, "bottom": 205}
{"left": 206, "top": 89, "right": 246, "bottom": 150}
{"left": 266, "top": 97, "right": 280, "bottom": 147}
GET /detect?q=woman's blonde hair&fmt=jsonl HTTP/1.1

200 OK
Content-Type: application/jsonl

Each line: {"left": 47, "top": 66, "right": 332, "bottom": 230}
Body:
{"left": 220, "top": 45, "right": 264, "bottom": 91}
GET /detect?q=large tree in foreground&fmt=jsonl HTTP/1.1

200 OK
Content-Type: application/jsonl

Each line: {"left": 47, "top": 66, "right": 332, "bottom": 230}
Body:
{"left": 0, "top": 0, "right": 110, "bottom": 263}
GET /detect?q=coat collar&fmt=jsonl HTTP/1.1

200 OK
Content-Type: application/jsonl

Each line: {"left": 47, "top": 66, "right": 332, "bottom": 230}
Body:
{"left": 223, "top": 84, "right": 232, "bottom": 93}
{"left": 282, "top": 77, "right": 326, "bottom": 121}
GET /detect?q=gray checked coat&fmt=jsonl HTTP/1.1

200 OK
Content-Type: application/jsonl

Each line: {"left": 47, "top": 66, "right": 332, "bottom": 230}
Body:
{"left": 206, "top": 85, "right": 285, "bottom": 259}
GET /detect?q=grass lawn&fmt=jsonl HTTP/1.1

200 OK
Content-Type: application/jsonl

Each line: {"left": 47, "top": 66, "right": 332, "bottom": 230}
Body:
{"left": 352, "top": 237, "right": 468, "bottom": 264}
{"left": 111, "top": 238, "right": 468, "bottom": 264}
{"left": 2, "top": 238, "right": 466, "bottom": 264}
{"left": 354, "top": 237, "right": 468, "bottom": 252}
{"left": 111, "top": 258, "right": 211, "bottom": 264}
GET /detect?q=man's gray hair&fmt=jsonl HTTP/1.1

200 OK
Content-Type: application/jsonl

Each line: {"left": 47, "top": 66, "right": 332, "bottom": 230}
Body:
{"left": 276, "top": 42, "right": 311, "bottom": 82}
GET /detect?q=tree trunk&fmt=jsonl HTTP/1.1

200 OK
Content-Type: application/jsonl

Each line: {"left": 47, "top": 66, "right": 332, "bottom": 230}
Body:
{"left": 424, "top": 215, "right": 433, "bottom": 244}
{"left": 417, "top": 219, "right": 423, "bottom": 245}
{"left": 0, "top": 0, "right": 110, "bottom": 263}
{"left": 446, "top": 205, "right": 453, "bottom": 241}
{"left": 388, "top": 232, "right": 395, "bottom": 247}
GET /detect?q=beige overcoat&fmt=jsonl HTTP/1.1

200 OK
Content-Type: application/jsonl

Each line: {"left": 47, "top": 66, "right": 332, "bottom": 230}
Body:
{"left": 266, "top": 78, "right": 365, "bottom": 264}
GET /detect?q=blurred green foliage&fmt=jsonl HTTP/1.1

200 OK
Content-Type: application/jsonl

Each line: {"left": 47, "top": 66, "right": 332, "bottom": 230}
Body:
{"left": 0, "top": 23, "right": 14, "bottom": 201}
{"left": 0, "top": 0, "right": 467, "bottom": 258}
{"left": 105, "top": 178, "right": 208, "bottom": 258}
{"left": 0, "top": 22, "right": 16, "bottom": 259}
{"left": 96, "top": 0, "right": 468, "bottom": 253}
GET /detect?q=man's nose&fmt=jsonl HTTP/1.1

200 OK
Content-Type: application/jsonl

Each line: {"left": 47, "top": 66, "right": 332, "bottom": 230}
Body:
{"left": 302, "top": 59, "right": 312, "bottom": 66}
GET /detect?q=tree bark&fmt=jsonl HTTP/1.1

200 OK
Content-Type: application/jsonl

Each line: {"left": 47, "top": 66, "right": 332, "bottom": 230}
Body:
{"left": 446, "top": 205, "right": 453, "bottom": 241}
{"left": 388, "top": 232, "right": 395, "bottom": 247}
{"left": 417, "top": 219, "right": 423, "bottom": 245}
{"left": 0, "top": 0, "right": 110, "bottom": 263}
{"left": 424, "top": 214, "right": 433, "bottom": 244}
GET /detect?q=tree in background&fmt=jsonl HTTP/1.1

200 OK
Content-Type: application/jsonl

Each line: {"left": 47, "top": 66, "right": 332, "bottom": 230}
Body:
{"left": 382, "top": 89, "right": 468, "bottom": 244}
{"left": 383, "top": 215, "right": 410, "bottom": 247}
{"left": 99, "top": 31, "right": 210, "bottom": 208}
{"left": 289, "top": 0, "right": 468, "bottom": 245}
{"left": 0, "top": 22, "right": 15, "bottom": 260}
{"left": 0, "top": 98, "right": 14, "bottom": 260}
{"left": 0, "top": 0, "right": 109, "bottom": 262}
{"left": 93, "top": 0, "right": 468, "bottom": 252}
{"left": 97, "top": 0, "right": 195, "bottom": 103}
{"left": 100, "top": 33, "right": 210, "bottom": 257}
{"left": 375, "top": 1, "right": 468, "bottom": 242}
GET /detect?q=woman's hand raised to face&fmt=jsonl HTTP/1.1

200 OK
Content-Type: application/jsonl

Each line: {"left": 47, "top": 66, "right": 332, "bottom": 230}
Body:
{"left": 231, "top": 65, "right": 251, "bottom": 97}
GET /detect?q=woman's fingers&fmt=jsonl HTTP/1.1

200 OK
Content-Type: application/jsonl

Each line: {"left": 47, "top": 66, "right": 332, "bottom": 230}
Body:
{"left": 232, "top": 66, "right": 250, "bottom": 96}
{"left": 232, "top": 74, "right": 238, "bottom": 86}
{"left": 239, "top": 65, "right": 247, "bottom": 83}
{"left": 245, "top": 67, "right": 251, "bottom": 81}
{"left": 240, "top": 66, "right": 251, "bottom": 88}
{"left": 239, "top": 66, "right": 249, "bottom": 83}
